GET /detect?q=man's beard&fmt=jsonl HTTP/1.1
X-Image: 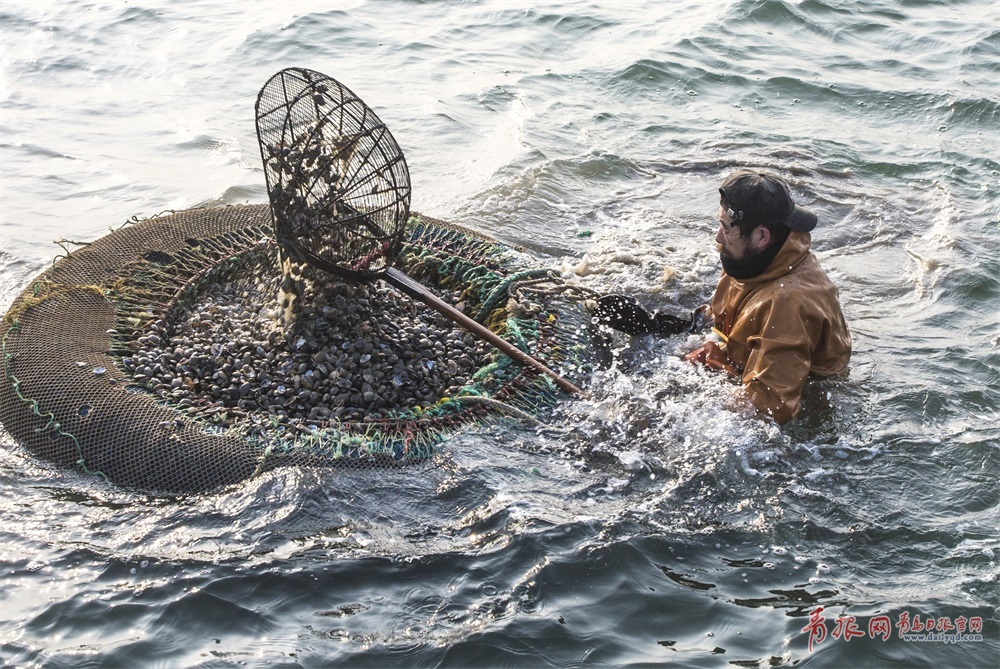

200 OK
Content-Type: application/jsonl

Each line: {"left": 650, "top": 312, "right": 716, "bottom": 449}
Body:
{"left": 720, "top": 238, "right": 786, "bottom": 280}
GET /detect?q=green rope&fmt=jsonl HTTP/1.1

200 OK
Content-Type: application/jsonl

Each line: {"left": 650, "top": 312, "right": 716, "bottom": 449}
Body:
{"left": 476, "top": 268, "right": 553, "bottom": 322}
{"left": 0, "top": 321, "right": 110, "bottom": 483}
{"left": 452, "top": 395, "right": 543, "bottom": 426}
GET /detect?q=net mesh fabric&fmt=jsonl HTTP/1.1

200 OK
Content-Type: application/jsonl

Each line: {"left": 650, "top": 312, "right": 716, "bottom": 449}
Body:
{"left": 0, "top": 205, "right": 596, "bottom": 493}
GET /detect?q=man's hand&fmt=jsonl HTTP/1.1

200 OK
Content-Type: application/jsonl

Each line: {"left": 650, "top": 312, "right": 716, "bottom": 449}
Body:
{"left": 683, "top": 341, "right": 740, "bottom": 378}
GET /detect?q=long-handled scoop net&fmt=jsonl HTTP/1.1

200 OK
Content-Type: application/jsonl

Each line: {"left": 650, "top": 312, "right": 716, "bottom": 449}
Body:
{"left": 254, "top": 67, "right": 584, "bottom": 396}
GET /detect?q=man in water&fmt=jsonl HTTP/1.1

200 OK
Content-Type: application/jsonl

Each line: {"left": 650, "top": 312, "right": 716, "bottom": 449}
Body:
{"left": 594, "top": 169, "right": 851, "bottom": 424}
{"left": 684, "top": 169, "right": 851, "bottom": 424}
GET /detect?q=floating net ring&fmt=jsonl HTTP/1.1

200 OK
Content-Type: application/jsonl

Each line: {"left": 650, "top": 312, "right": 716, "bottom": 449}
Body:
{"left": 255, "top": 67, "right": 411, "bottom": 280}
{"left": 0, "top": 205, "right": 597, "bottom": 493}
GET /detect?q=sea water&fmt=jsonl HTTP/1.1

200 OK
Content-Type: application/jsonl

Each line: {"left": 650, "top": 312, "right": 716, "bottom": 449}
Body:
{"left": 0, "top": 1, "right": 997, "bottom": 666}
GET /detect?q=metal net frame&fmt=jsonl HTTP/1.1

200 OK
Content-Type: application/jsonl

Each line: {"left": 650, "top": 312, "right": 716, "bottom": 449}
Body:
{"left": 0, "top": 205, "right": 597, "bottom": 494}
{"left": 255, "top": 67, "right": 411, "bottom": 280}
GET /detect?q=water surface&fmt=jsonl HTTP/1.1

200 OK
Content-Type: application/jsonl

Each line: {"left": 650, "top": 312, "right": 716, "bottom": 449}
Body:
{"left": 1, "top": 1, "right": 997, "bottom": 667}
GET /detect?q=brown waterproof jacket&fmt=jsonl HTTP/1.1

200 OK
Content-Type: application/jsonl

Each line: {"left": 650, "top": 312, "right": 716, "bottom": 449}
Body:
{"left": 710, "top": 231, "right": 851, "bottom": 424}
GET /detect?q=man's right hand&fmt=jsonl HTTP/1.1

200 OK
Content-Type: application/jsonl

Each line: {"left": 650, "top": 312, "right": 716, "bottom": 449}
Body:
{"left": 683, "top": 341, "right": 740, "bottom": 378}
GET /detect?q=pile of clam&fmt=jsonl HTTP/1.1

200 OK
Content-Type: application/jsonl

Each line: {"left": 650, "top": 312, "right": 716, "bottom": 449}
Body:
{"left": 121, "top": 270, "right": 490, "bottom": 428}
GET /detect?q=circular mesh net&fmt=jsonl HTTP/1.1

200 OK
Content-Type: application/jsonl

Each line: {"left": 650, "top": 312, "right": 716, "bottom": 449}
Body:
{"left": 0, "top": 205, "right": 597, "bottom": 493}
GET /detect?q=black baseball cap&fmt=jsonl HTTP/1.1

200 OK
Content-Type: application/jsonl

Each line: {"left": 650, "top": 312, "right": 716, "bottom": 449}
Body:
{"left": 718, "top": 170, "right": 818, "bottom": 233}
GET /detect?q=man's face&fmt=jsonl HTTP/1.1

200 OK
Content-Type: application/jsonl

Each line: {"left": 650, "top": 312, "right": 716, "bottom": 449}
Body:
{"left": 716, "top": 205, "right": 753, "bottom": 261}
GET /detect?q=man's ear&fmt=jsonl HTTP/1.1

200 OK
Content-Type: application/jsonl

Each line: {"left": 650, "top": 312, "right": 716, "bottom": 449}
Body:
{"left": 752, "top": 225, "right": 771, "bottom": 251}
